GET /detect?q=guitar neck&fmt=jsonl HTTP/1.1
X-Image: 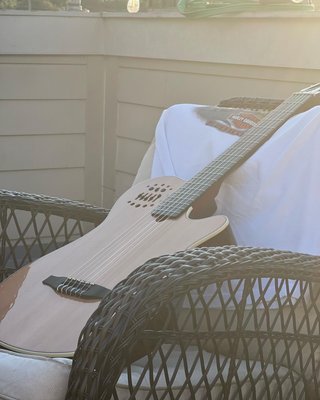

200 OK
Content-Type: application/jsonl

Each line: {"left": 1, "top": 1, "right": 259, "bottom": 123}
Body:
{"left": 153, "top": 91, "right": 314, "bottom": 219}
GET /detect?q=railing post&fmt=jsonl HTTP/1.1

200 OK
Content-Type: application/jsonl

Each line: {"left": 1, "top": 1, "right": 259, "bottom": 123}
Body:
{"left": 67, "top": 0, "right": 83, "bottom": 11}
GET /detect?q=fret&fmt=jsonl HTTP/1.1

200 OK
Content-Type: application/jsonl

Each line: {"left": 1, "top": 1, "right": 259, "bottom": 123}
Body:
{"left": 152, "top": 87, "right": 320, "bottom": 219}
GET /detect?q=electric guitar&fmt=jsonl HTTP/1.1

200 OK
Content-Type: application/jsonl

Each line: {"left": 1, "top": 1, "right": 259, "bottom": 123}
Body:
{"left": 1, "top": 83, "right": 320, "bottom": 357}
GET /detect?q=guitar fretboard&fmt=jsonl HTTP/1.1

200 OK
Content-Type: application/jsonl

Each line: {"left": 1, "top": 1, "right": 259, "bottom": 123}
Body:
{"left": 152, "top": 92, "right": 312, "bottom": 219}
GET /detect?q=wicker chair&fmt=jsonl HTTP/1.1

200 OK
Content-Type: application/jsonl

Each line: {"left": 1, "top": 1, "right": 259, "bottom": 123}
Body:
{"left": 2, "top": 97, "right": 320, "bottom": 399}
{"left": 2, "top": 198, "right": 320, "bottom": 400}
{"left": 65, "top": 246, "right": 320, "bottom": 400}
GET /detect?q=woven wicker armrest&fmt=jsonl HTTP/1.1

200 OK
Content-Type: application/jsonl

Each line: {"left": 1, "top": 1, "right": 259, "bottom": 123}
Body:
{"left": 67, "top": 246, "right": 320, "bottom": 400}
{"left": 0, "top": 189, "right": 108, "bottom": 223}
{"left": 0, "top": 189, "right": 109, "bottom": 278}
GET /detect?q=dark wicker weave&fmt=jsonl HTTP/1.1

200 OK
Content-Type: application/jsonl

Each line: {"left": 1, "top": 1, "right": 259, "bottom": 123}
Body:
{"left": 0, "top": 189, "right": 108, "bottom": 280}
{"left": 67, "top": 246, "right": 320, "bottom": 400}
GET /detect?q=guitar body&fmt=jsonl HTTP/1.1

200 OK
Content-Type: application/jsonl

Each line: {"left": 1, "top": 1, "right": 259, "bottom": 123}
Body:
{"left": 0, "top": 176, "right": 229, "bottom": 357}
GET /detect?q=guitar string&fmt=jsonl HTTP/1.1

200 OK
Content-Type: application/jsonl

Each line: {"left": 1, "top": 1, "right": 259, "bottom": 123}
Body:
{"left": 63, "top": 93, "right": 305, "bottom": 289}
{"left": 73, "top": 160, "right": 231, "bottom": 285}
{"left": 76, "top": 104, "right": 306, "bottom": 290}
{"left": 62, "top": 177, "right": 199, "bottom": 287}
{"left": 83, "top": 180, "right": 227, "bottom": 286}
{"left": 82, "top": 213, "right": 178, "bottom": 284}
{"left": 156, "top": 95, "right": 301, "bottom": 214}
{"left": 67, "top": 166, "right": 224, "bottom": 286}
{"left": 73, "top": 134, "right": 258, "bottom": 284}
{"left": 74, "top": 174, "right": 223, "bottom": 285}
{"left": 70, "top": 93, "right": 307, "bottom": 287}
{"left": 73, "top": 203, "right": 172, "bottom": 282}
{"left": 71, "top": 118, "right": 274, "bottom": 285}
{"left": 61, "top": 93, "right": 308, "bottom": 291}
{"left": 74, "top": 136, "right": 263, "bottom": 285}
{"left": 82, "top": 130, "right": 266, "bottom": 283}
{"left": 60, "top": 189, "right": 175, "bottom": 282}
{"left": 154, "top": 96, "right": 304, "bottom": 215}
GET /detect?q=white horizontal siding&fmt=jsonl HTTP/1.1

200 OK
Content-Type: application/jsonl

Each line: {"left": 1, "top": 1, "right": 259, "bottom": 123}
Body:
{"left": 114, "top": 171, "right": 135, "bottom": 201}
{"left": 0, "top": 168, "right": 84, "bottom": 199}
{"left": 0, "top": 56, "right": 88, "bottom": 204}
{"left": 0, "top": 134, "right": 85, "bottom": 171}
{"left": 0, "top": 100, "right": 85, "bottom": 135}
{"left": 115, "top": 137, "right": 150, "bottom": 177}
{"left": 0, "top": 63, "right": 86, "bottom": 100}
{"left": 117, "top": 102, "right": 163, "bottom": 142}
{"left": 117, "top": 64, "right": 317, "bottom": 109}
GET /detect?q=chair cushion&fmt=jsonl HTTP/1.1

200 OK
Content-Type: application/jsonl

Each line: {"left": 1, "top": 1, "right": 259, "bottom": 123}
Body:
{"left": 0, "top": 350, "right": 72, "bottom": 400}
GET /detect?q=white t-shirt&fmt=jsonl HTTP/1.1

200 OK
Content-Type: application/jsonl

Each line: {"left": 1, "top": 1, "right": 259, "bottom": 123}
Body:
{"left": 151, "top": 103, "right": 320, "bottom": 256}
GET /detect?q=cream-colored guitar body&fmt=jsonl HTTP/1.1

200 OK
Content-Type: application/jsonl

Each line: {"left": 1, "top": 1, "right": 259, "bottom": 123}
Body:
{"left": 0, "top": 177, "right": 229, "bottom": 357}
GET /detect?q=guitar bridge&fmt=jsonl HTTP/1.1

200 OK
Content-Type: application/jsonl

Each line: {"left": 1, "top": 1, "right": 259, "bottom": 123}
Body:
{"left": 42, "top": 275, "right": 110, "bottom": 300}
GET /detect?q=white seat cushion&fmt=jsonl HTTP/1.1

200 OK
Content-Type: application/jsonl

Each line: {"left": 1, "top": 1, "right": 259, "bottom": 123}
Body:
{"left": 0, "top": 350, "right": 72, "bottom": 400}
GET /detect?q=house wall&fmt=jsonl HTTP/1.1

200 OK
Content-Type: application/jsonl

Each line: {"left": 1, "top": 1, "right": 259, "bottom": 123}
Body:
{"left": 0, "top": 56, "right": 86, "bottom": 199}
{"left": 0, "top": 13, "right": 104, "bottom": 206}
{"left": 1, "top": 11, "right": 320, "bottom": 209}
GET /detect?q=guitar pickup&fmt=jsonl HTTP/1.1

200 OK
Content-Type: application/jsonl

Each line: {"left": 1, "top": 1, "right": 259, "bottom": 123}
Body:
{"left": 43, "top": 275, "right": 110, "bottom": 300}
